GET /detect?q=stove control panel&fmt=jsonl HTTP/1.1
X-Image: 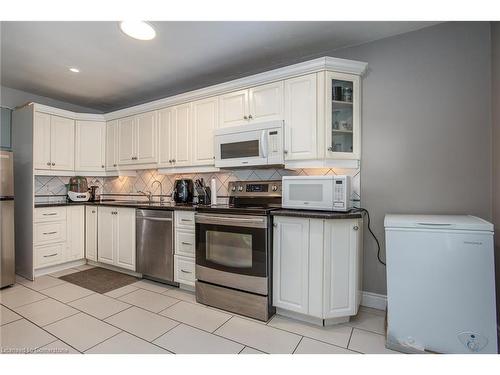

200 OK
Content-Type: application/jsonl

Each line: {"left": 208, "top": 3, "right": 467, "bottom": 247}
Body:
{"left": 228, "top": 180, "right": 282, "bottom": 197}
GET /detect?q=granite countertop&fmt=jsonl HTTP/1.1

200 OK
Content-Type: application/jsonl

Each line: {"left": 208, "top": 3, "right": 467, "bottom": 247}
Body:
{"left": 34, "top": 200, "right": 198, "bottom": 211}
{"left": 271, "top": 209, "right": 363, "bottom": 219}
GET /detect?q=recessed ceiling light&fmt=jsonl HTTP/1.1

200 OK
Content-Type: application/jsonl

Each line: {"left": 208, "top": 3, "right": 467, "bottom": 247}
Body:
{"left": 119, "top": 21, "right": 156, "bottom": 41}
{"left": 69, "top": 67, "right": 80, "bottom": 73}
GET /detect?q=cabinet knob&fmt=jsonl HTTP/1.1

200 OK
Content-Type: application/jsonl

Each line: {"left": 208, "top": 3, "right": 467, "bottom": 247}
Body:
{"left": 353, "top": 226, "right": 359, "bottom": 231}
{"left": 283, "top": 150, "right": 288, "bottom": 155}
{"left": 243, "top": 115, "right": 248, "bottom": 120}
{"left": 101, "top": 165, "right": 105, "bottom": 168}
{"left": 92, "top": 210, "right": 96, "bottom": 213}
{"left": 51, "top": 162, "right": 55, "bottom": 166}
{"left": 113, "top": 164, "right": 117, "bottom": 167}
{"left": 328, "top": 147, "right": 333, "bottom": 151}
{"left": 248, "top": 114, "right": 253, "bottom": 120}
{"left": 172, "top": 159, "right": 176, "bottom": 163}
{"left": 46, "top": 162, "right": 51, "bottom": 166}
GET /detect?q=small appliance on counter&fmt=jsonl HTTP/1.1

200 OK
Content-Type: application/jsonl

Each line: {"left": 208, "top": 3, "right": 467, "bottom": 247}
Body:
{"left": 282, "top": 175, "right": 351, "bottom": 212}
{"left": 67, "top": 176, "right": 90, "bottom": 202}
{"left": 193, "top": 178, "right": 211, "bottom": 205}
{"left": 173, "top": 179, "right": 194, "bottom": 204}
{"left": 88, "top": 185, "right": 99, "bottom": 202}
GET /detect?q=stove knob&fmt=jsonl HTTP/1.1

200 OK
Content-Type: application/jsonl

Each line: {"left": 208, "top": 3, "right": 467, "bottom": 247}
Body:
{"left": 271, "top": 185, "right": 278, "bottom": 192}
{"left": 238, "top": 186, "right": 244, "bottom": 192}
{"left": 231, "top": 186, "right": 236, "bottom": 192}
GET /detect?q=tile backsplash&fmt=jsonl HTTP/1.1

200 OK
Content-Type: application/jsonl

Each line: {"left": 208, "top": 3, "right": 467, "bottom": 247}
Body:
{"left": 35, "top": 167, "right": 361, "bottom": 204}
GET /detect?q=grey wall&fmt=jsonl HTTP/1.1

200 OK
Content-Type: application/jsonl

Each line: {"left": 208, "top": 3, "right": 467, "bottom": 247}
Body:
{"left": 0, "top": 85, "right": 98, "bottom": 113}
{"left": 329, "top": 22, "right": 493, "bottom": 295}
{"left": 491, "top": 21, "right": 500, "bottom": 322}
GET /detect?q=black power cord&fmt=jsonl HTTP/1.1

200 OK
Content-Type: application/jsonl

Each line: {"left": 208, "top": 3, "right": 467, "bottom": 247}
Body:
{"left": 352, "top": 207, "right": 386, "bottom": 266}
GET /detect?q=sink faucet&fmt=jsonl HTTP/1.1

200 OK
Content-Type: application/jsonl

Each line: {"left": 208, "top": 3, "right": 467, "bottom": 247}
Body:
{"left": 151, "top": 180, "right": 164, "bottom": 202}
{"left": 137, "top": 190, "right": 153, "bottom": 203}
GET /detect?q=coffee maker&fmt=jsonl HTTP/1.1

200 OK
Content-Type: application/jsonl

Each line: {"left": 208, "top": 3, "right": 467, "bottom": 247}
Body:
{"left": 173, "top": 179, "right": 194, "bottom": 204}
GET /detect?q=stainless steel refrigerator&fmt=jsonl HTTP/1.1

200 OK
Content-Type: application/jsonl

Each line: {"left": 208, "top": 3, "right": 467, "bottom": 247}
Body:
{"left": 1, "top": 150, "right": 15, "bottom": 288}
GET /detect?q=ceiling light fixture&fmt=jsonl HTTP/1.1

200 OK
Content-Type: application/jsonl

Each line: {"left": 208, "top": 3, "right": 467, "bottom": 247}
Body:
{"left": 69, "top": 67, "right": 80, "bottom": 73}
{"left": 119, "top": 21, "right": 156, "bottom": 41}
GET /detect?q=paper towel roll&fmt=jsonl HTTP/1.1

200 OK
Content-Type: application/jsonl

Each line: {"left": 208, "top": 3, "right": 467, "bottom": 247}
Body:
{"left": 210, "top": 178, "right": 217, "bottom": 206}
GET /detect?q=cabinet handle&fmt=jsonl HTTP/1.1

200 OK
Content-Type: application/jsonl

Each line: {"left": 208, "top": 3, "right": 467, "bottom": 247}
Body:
{"left": 248, "top": 114, "right": 253, "bottom": 120}
{"left": 353, "top": 226, "right": 359, "bottom": 231}
{"left": 328, "top": 147, "right": 333, "bottom": 151}
{"left": 113, "top": 164, "right": 117, "bottom": 167}
{"left": 180, "top": 269, "right": 192, "bottom": 274}
{"left": 43, "top": 231, "right": 57, "bottom": 235}
{"left": 43, "top": 213, "right": 57, "bottom": 216}
{"left": 51, "top": 162, "right": 55, "bottom": 166}
{"left": 181, "top": 242, "right": 192, "bottom": 246}
{"left": 92, "top": 210, "right": 96, "bottom": 213}
{"left": 181, "top": 219, "right": 192, "bottom": 222}
{"left": 43, "top": 253, "right": 58, "bottom": 258}
{"left": 283, "top": 150, "right": 288, "bottom": 155}
{"left": 243, "top": 115, "right": 248, "bottom": 120}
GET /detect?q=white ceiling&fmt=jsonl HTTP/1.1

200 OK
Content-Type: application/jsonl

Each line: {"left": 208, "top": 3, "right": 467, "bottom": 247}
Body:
{"left": 1, "top": 21, "right": 438, "bottom": 112}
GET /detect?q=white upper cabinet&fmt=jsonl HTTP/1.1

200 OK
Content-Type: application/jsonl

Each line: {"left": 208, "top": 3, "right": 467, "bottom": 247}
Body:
{"left": 117, "top": 116, "right": 136, "bottom": 165}
{"left": 117, "top": 111, "right": 158, "bottom": 166}
{"left": 33, "top": 112, "right": 51, "bottom": 170}
{"left": 105, "top": 120, "right": 118, "bottom": 170}
{"left": 248, "top": 81, "right": 284, "bottom": 123}
{"left": 33, "top": 112, "right": 74, "bottom": 171}
{"left": 50, "top": 116, "right": 75, "bottom": 171}
{"left": 284, "top": 74, "right": 318, "bottom": 161}
{"left": 158, "top": 107, "right": 174, "bottom": 166}
{"left": 158, "top": 104, "right": 191, "bottom": 168}
{"left": 191, "top": 97, "right": 218, "bottom": 166}
{"left": 219, "top": 89, "right": 249, "bottom": 128}
{"left": 219, "top": 82, "right": 284, "bottom": 128}
{"left": 135, "top": 111, "right": 157, "bottom": 164}
{"left": 325, "top": 72, "right": 361, "bottom": 160}
{"left": 75, "top": 120, "right": 106, "bottom": 171}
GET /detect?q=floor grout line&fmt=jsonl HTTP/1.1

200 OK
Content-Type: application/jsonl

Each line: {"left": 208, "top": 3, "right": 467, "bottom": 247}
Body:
{"left": 291, "top": 336, "right": 304, "bottom": 354}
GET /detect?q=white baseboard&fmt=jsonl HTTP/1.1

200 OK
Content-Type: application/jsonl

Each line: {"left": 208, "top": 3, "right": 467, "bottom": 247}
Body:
{"left": 361, "top": 291, "right": 387, "bottom": 311}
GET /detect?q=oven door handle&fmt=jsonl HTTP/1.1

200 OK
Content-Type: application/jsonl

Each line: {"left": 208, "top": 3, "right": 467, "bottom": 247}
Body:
{"left": 196, "top": 214, "right": 267, "bottom": 228}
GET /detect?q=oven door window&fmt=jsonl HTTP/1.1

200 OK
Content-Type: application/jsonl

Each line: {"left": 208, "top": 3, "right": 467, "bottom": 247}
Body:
{"left": 196, "top": 223, "right": 267, "bottom": 277}
{"left": 206, "top": 231, "right": 252, "bottom": 268}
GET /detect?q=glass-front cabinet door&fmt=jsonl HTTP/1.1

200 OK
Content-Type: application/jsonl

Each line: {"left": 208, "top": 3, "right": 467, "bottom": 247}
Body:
{"left": 325, "top": 72, "right": 361, "bottom": 160}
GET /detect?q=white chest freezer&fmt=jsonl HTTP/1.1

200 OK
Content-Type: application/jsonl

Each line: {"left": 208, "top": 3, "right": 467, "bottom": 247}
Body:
{"left": 384, "top": 214, "right": 497, "bottom": 354}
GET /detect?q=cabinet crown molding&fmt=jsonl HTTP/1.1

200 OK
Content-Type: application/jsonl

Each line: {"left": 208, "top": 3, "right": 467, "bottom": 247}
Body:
{"left": 24, "top": 56, "right": 368, "bottom": 122}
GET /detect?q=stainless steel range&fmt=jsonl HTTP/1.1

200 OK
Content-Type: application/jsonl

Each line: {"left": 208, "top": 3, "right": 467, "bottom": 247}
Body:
{"left": 195, "top": 180, "right": 281, "bottom": 321}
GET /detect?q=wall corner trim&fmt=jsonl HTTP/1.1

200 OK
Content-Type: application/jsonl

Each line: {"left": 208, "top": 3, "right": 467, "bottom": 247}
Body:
{"left": 361, "top": 291, "right": 387, "bottom": 311}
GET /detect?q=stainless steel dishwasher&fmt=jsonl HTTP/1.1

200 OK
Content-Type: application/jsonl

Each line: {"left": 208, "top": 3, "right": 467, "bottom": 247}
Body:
{"left": 136, "top": 209, "right": 176, "bottom": 284}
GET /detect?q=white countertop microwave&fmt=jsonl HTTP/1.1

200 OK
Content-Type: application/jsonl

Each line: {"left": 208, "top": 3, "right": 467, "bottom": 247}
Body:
{"left": 282, "top": 175, "right": 352, "bottom": 212}
{"left": 214, "top": 121, "right": 284, "bottom": 168}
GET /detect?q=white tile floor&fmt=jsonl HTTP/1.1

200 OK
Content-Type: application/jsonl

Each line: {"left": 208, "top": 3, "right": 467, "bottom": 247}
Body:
{"left": 1, "top": 267, "right": 398, "bottom": 354}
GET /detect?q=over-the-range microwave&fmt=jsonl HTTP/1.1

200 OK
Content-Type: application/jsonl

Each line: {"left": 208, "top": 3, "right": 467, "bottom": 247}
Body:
{"left": 282, "top": 175, "right": 352, "bottom": 212}
{"left": 214, "top": 121, "right": 283, "bottom": 168}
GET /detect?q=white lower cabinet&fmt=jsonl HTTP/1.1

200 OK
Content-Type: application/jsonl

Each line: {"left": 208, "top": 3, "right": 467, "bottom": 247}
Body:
{"left": 273, "top": 216, "right": 363, "bottom": 324}
{"left": 97, "top": 206, "right": 136, "bottom": 271}
{"left": 33, "top": 206, "right": 85, "bottom": 270}
{"left": 66, "top": 206, "right": 85, "bottom": 261}
{"left": 85, "top": 206, "right": 98, "bottom": 261}
{"left": 173, "top": 211, "right": 195, "bottom": 287}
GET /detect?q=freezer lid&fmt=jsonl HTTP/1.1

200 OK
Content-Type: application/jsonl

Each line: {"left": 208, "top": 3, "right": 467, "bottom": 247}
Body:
{"left": 384, "top": 214, "right": 493, "bottom": 231}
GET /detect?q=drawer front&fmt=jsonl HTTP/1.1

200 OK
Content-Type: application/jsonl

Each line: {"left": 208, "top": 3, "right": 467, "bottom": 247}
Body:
{"left": 175, "top": 211, "right": 195, "bottom": 229}
{"left": 175, "top": 230, "right": 195, "bottom": 257}
{"left": 34, "top": 221, "right": 66, "bottom": 245}
{"left": 174, "top": 255, "right": 195, "bottom": 286}
{"left": 35, "top": 207, "right": 67, "bottom": 222}
{"left": 35, "top": 243, "right": 64, "bottom": 268}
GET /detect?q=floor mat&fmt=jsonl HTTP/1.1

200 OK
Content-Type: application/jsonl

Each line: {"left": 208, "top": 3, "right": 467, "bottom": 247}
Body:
{"left": 59, "top": 267, "right": 139, "bottom": 294}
